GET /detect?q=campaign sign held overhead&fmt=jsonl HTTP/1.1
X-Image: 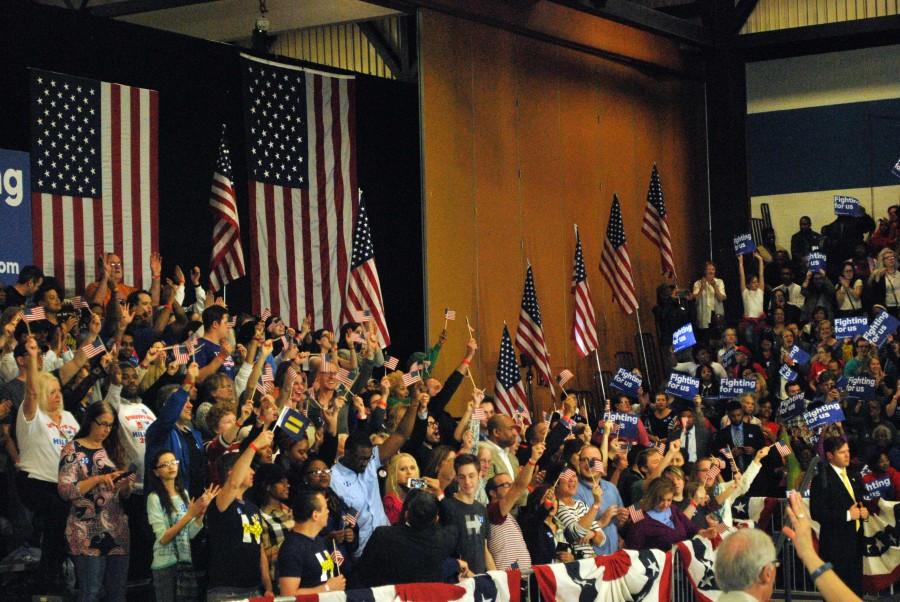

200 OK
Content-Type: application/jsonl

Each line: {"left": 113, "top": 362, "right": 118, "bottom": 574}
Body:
{"left": 807, "top": 252, "right": 827, "bottom": 272}
{"left": 733, "top": 233, "right": 756, "bottom": 256}
{"left": 606, "top": 412, "right": 639, "bottom": 440}
{"left": 789, "top": 345, "right": 810, "bottom": 365}
{"left": 610, "top": 368, "right": 642, "bottom": 398}
{"left": 778, "top": 393, "right": 805, "bottom": 421}
{"left": 804, "top": 402, "right": 845, "bottom": 430}
{"left": 779, "top": 364, "right": 798, "bottom": 383}
{"left": 844, "top": 376, "right": 876, "bottom": 400}
{"left": 834, "top": 195, "right": 863, "bottom": 216}
{"left": 673, "top": 323, "right": 696, "bottom": 353}
{"left": 719, "top": 378, "right": 756, "bottom": 398}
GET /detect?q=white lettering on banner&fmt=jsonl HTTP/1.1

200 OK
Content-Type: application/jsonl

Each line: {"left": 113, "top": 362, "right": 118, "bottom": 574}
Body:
{"left": 0, "top": 167, "right": 23, "bottom": 207}
{"left": 0, "top": 261, "right": 19, "bottom": 274}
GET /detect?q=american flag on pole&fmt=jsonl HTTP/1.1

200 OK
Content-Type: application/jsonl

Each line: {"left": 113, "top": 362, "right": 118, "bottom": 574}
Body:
{"left": 774, "top": 441, "right": 792, "bottom": 458}
{"left": 494, "top": 324, "right": 530, "bottom": 422}
{"left": 627, "top": 504, "right": 645, "bottom": 523}
{"left": 22, "top": 306, "right": 47, "bottom": 323}
{"left": 557, "top": 369, "right": 574, "bottom": 388}
{"left": 343, "top": 197, "right": 390, "bottom": 348}
{"left": 571, "top": 226, "right": 599, "bottom": 357}
{"left": 241, "top": 55, "right": 357, "bottom": 331}
{"left": 82, "top": 337, "right": 107, "bottom": 359}
{"left": 516, "top": 265, "right": 553, "bottom": 386}
{"left": 30, "top": 69, "right": 159, "bottom": 295}
{"left": 641, "top": 164, "right": 676, "bottom": 278}
{"left": 342, "top": 512, "right": 358, "bottom": 527}
{"left": 443, "top": 308, "right": 456, "bottom": 321}
{"left": 65, "top": 296, "right": 89, "bottom": 310}
{"left": 208, "top": 125, "right": 246, "bottom": 293}
{"left": 336, "top": 367, "right": 354, "bottom": 390}
{"left": 401, "top": 371, "right": 421, "bottom": 387}
{"left": 600, "top": 195, "right": 638, "bottom": 314}
{"left": 383, "top": 355, "right": 399, "bottom": 370}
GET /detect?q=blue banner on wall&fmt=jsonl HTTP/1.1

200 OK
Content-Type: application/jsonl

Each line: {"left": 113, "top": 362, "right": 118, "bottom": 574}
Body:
{"left": 0, "top": 149, "right": 32, "bottom": 286}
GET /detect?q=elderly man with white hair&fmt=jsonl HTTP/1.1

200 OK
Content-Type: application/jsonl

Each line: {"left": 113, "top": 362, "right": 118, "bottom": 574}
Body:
{"left": 713, "top": 492, "right": 862, "bottom": 602}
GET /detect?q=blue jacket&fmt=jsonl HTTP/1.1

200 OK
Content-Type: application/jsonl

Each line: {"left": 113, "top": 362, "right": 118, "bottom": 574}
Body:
{"left": 144, "top": 387, "right": 204, "bottom": 492}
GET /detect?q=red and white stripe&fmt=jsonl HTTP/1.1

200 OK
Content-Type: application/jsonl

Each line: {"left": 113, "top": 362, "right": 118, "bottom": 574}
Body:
{"left": 209, "top": 168, "right": 245, "bottom": 294}
{"left": 642, "top": 204, "right": 676, "bottom": 279}
{"left": 571, "top": 227, "right": 599, "bottom": 357}
{"left": 249, "top": 65, "right": 356, "bottom": 332}
{"left": 34, "top": 82, "right": 159, "bottom": 296}
{"left": 600, "top": 238, "right": 637, "bottom": 315}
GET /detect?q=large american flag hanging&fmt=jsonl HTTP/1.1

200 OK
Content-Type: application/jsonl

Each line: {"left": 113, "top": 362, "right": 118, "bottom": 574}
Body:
{"left": 208, "top": 125, "right": 246, "bottom": 293}
{"left": 495, "top": 324, "right": 530, "bottom": 421}
{"left": 30, "top": 69, "right": 159, "bottom": 294}
{"left": 343, "top": 196, "right": 390, "bottom": 348}
{"left": 641, "top": 164, "right": 676, "bottom": 279}
{"left": 600, "top": 194, "right": 638, "bottom": 314}
{"left": 240, "top": 54, "right": 357, "bottom": 330}
{"left": 516, "top": 264, "right": 553, "bottom": 386}
{"left": 571, "top": 225, "right": 599, "bottom": 357}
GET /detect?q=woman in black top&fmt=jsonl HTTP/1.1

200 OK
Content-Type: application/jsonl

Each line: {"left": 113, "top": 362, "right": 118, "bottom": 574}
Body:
{"left": 520, "top": 485, "right": 574, "bottom": 566}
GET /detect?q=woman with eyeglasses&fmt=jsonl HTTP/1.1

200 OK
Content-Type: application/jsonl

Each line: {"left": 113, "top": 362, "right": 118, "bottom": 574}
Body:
{"left": 16, "top": 335, "right": 79, "bottom": 592}
{"left": 835, "top": 261, "right": 864, "bottom": 318}
{"left": 869, "top": 248, "right": 900, "bottom": 316}
{"left": 57, "top": 401, "right": 135, "bottom": 602}
{"left": 297, "top": 458, "right": 359, "bottom": 564}
{"left": 146, "top": 449, "right": 219, "bottom": 602}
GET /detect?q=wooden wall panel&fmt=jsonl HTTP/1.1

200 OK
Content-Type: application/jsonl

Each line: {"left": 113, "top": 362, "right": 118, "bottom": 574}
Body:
{"left": 420, "top": 9, "right": 708, "bottom": 415}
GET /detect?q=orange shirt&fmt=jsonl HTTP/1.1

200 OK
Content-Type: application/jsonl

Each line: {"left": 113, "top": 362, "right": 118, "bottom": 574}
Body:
{"left": 84, "top": 280, "right": 137, "bottom": 307}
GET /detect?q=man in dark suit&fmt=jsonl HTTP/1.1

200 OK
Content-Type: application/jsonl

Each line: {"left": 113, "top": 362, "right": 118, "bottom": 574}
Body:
{"left": 711, "top": 401, "right": 764, "bottom": 474}
{"left": 810, "top": 436, "right": 868, "bottom": 592}
{"left": 668, "top": 395, "right": 712, "bottom": 470}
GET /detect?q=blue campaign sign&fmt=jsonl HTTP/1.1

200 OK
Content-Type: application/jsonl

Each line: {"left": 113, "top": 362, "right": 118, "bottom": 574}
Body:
{"left": 863, "top": 311, "right": 900, "bottom": 348}
{"left": 834, "top": 195, "right": 863, "bottom": 216}
{"left": 864, "top": 476, "right": 893, "bottom": 501}
{"left": 844, "top": 376, "right": 876, "bottom": 400}
{"left": 733, "top": 233, "right": 756, "bottom": 256}
{"left": 779, "top": 364, "right": 798, "bottom": 383}
{"left": 610, "top": 368, "right": 642, "bottom": 398}
{"left": 665, "top": 373, "right": 699, "bottom": 400}
{"left": 789, "top": 345, "right": 810, "bottom": 365}
{"left": 803, "top": 402, "right": 846, "bottom": 430}
{"left": 806, "top": 252, "right": 827, "bottom": 272}
{"left": 834, "top": 316, "right": 868, "bottom": 339}
{"left": 606, "top": 411, "right": 639, "bottom": 440}
{"left": 778, "top": 393, "right": 806, "bottom": 420}
{"left": 719, "top": 378, "right": 756, "bottom": 398}
{"left": 0, "top": 149, "right": 32, "bottom": 286}
{"left": 673, "top": 323, "right": 696, "bottom": 352}
{"left": 720, "top": 347, "right": 736, "bottom": 368}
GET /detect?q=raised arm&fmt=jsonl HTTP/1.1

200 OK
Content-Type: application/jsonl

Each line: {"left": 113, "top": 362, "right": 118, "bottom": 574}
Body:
{"left": 498, "top": 443, "right": 543, "bottom": 517}
{"left": 22, "top": 337, "right": 41, "bottom": 421}
{"left": 738, "top": 254, "right": 747, "bottom": 291}
{"left": 215, "top": 429, "right": 274, "bottom": 512}
{"left": 379, "top": 389, "right": 421, "bottom": 463}
{"left": 756, "top": 252, "right": 765, "bottom": 290}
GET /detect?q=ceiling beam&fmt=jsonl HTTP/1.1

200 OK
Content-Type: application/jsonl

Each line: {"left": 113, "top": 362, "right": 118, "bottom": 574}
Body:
{"left": 548, "top": 0, "right": 712, "bottom": 46}
{"left": 731, "top": 0, "right": 760, "bottom": 33}
{"left": 358, "top": 21, "right": 405, "bottom": 79}
{"left": 88, "top": 0, "right": 216, "bottom": 18}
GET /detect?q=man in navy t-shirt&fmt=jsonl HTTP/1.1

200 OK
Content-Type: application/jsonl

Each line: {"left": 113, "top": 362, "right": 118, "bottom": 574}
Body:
{"left": 194, "top": 305, "right": 235, "bottom": 382}
{"left": 277, "top": 490, "right": 346, "bottom": 596}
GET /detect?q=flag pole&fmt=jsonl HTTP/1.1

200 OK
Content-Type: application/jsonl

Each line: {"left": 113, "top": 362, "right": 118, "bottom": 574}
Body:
{"left": 593, "top": 349, "right": 607, "bottom": 401}
{"left": 633, "top": 306, "right": 651, "bottom": 385}
{"left": 221, "top": 283, "right": 226, "bottom": 305}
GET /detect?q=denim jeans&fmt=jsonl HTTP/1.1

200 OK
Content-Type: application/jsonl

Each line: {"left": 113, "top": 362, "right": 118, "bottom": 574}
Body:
{"left": 153, "top": 565, "right": 177, "bottom": 602}
{"left": 72, "top": 554, "right": 129, "bottom": 602}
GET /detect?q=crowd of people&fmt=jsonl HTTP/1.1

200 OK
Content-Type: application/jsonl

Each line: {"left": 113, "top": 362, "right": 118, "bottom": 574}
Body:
{"left": 0, "top": 207, "right": 895, "bottom": 602}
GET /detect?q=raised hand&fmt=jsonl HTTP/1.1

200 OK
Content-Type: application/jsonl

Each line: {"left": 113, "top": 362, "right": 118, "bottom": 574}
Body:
{"left": 149, "top": 252, "right": 163, "bottom": 279}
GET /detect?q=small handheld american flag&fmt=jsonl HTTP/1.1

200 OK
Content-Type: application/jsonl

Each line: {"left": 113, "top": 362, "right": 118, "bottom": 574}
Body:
{"left": 558, "top": 468, "right": 577, "bottom": 483}
{"left": 401, "top": 371, "right": 421, "bottom": 387}
{"left": 332, "top": 548, "right": 345, "bottom": 567}
{"left": 443, "top": 308, "right": 456, "bottom": 320}
{"left": 472, "top": 406, "right": 486, "bottom": 421}
{"left": 172, "top": 344, "right": 191, "bottom": 366}
{"left": 260, "top": 308, "right": 272, "bottom": 321}
{"left": 336, "top": 368, "right": 354, "bottom": 390}
{"left": 656, "top": 441, "right": 667, "bottom": 453}
{"left": 353, "top": 309, "right": 373, "bottom": 323}
{"left": 591, "top": 458, "right": 605, "bottom": 475}
{"left": 383, "top": 356, "right": 399, "bottom": 370}
{"left": 82, "top": 337, "right": 107, "bottom": 359}
{"left": 705, "top": 463, "right": 721, "bottom": 484}
{"left": 342, "top": 512, "right": 359, "bottom": 527}
{"left": 627, "top": 505, "right": 645, "bottom": 523}
{"left": 774, "top": 441, "right": 791, "bottom": 458}
{"left": 557, "top": 369, "right": 574, "bottom": 388}
{"left": 720, "top": 447, "right": 733, "bottom": 459}
{"left": 65, "top": 296, "right": 90, "bottom": 310}
{"left": 22, "top": 307, "right": 47, "bottom": 323}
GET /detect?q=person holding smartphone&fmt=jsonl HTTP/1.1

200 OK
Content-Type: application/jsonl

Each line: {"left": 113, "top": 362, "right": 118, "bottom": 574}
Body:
{"left": 58, "top": 400, "right": 136, "bottom": 602}
{"left": 382, "top": 453, "right": 440, "bottom": 524}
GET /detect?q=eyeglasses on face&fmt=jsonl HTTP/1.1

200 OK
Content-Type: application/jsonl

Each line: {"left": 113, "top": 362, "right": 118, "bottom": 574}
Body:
{"left": 94, "top": 420, "right": 116, "bottom": 428}
{"left": 156, "top": 459, "right": 179, "bottom": 469}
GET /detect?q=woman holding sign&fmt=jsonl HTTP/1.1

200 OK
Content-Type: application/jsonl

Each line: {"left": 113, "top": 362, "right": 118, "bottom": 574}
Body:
{"left": 738, "top": 252, "right": 766, "bottom": 349}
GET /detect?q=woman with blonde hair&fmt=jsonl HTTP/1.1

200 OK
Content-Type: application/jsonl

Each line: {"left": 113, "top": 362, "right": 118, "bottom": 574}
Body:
{"left": 870, "top": 247, "right": 900, "bottom": 315}
{"left": 383, "top": 452, "right": 440, "bottom": 524}
{"left": 16, "top": 336, "right": 80, "bottom": 591}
